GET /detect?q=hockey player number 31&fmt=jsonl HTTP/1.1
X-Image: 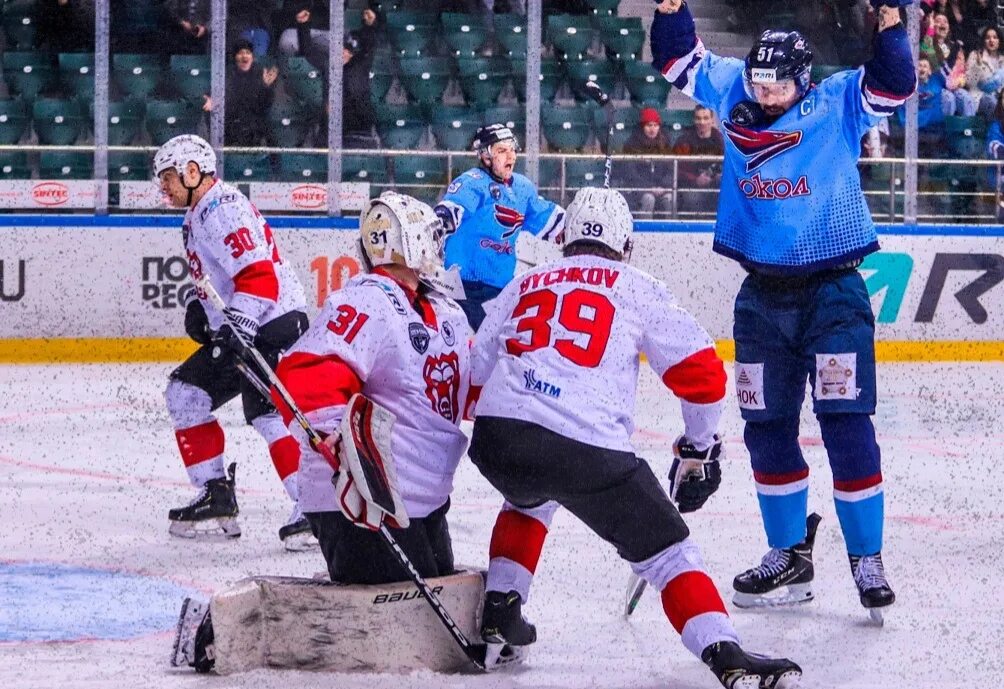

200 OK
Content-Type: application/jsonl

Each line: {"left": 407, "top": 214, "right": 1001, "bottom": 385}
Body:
{"left": 327, "top": 303, "right": 369, "bottom": 344}
{"left": 505, "top": 288, "right": 615, "bottom": 367}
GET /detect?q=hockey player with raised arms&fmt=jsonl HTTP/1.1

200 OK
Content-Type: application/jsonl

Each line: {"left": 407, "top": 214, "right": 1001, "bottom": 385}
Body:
{"left": 468, "top": 187, "right": 802, "bottom": 688}
{"left": 154, "top": 134, "right": 313, "bottom": 550}
{"left": 435, "top": 124, "right": 564, "bottom": 331}
{"left": 273, "top": 192, "right": 475, "bottom": 585}
{"left": 650, "top": 0, "right": 915, "bottom": 620}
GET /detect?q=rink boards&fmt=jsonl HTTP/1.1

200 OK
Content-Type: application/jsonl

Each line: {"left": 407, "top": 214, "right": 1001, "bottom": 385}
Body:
{"left": 0, "top": 215, "right": 1001, "bottom": 362}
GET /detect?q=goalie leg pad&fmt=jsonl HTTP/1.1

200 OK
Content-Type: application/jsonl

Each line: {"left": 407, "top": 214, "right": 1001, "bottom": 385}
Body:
{"left": 206, "top": 570, "right": 490, "bottom": 674}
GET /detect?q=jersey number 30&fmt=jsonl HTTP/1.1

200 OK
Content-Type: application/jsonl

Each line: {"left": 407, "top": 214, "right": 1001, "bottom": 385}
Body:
{"left": 505, "top": 288, "right": 614, "bottom": 368}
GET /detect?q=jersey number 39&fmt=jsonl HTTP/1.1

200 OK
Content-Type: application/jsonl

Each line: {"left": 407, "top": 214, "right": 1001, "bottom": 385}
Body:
{"left": 504, "top": 288, "right": 614, "bottom": 368}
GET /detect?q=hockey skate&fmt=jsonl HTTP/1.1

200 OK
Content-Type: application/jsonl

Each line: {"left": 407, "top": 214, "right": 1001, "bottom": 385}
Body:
{"left": 733, "top": 513, "right": 821, "bottom": 609}
{"left": 850, "top": 552, "right": 895, "bottom": 625}
{"left": 168, "top": 463, "right": 241, "bottom": 540}
{"left": 278, "top": 502, "right": 318, "bottom": 552}
{"left": 170, "top": 597, "right": 215, "bottom": 673}
{"left": 702, "top": 641, "right": 802, "bottom": 689}
{"left": 481, "top": 590, "right": 535, "bottom": 669}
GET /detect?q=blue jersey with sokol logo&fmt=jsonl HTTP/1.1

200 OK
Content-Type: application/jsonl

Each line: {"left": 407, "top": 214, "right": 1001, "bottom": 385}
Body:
{"left": 438, "top": 169, "right": 564, "bottom": 288}
{"left": 653, "top": 8, "right": 915, "bottom": 275}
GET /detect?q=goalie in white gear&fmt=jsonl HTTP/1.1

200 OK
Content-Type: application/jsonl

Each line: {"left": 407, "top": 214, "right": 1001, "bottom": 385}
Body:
{"left": 469, "top": 187, "right": 803, "bottom": 687}
{"left": 154, "top": 134, "right": 315, "bottom": 550}
{"left": 275, "top": 191, "right": 475, "bottom": 585}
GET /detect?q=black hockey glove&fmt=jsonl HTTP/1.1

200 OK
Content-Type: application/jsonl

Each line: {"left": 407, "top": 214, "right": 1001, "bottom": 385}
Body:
{"left": 669, "top": 435, "right": 723, "bottom": 513}
{"left": 211, "top": 307, "right": 259, "bottom": 357}
{"left": 184, "top": 299, "right": 213, "bottom": 345}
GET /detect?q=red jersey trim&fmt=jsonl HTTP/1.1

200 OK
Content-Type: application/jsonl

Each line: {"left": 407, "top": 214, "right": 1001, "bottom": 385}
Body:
{"left": 233, "top": 260, "right": 279, "bottom": 302}
{"left": 661, "top": 347, "right": 727, "bottom": 404}
{"left": 274, "top": 351, "right": 363, "bottom": 426}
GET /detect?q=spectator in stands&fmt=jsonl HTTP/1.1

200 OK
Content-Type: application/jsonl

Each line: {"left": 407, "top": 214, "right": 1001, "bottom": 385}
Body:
{"left": 620, "top": 107, "right": 674, "bottom": 219}
{"left": 165, "top": 0, "right": 211, "bottom": 55}
{"left": 922, "top": 12, "right": 978, "bottom": 116}
{"left": 673, "top": 105, "right": 724, "bottom": 216}
{"left": 227, "top": 0, "right": 273, "bottom": 57}
{"left": 36, "top": 0, "right": 95, "bottom": 52}
{"left": 278, "top": 1, "right": 330, "bottom": 58}
{"left": 960, "top": 0, "right": 995, "bottom": 52}
{"left": 985, "top": 89, "right": 1004, "bottom": 218}
{"left": 899, "top": 56, "right": 949, "bottom": 156}
{"left": 202, "top": 39, "right": 278, "bottom": 147}
{"left": 966, "top": 26, "right": 1004, "bottom": 119}
{"left": 316, "top": 34, "right": 377, "bottom": 148}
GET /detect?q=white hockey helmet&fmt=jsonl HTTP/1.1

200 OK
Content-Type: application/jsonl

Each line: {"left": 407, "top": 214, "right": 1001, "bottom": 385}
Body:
{"left": 561, "top": 187, "right": 634, "bottom": 258}
{"left": 152, "top": 134, "right": 217, "bottom": 179}
{"left": 360, "top": 191, "right": 446, "bottom": 278}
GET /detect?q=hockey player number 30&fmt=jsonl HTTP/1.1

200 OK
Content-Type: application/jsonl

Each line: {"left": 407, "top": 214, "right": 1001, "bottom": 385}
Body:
{"left": 505, "top": 288, "right": 615, "bottom": 367}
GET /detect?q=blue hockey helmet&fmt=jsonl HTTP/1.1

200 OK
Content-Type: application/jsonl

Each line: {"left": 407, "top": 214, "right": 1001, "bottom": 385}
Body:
{"left": 743, "top": 30, "right": 813, "bottom": 101}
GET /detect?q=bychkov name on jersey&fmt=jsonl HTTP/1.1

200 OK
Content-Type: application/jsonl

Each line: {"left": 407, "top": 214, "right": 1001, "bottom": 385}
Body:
{"left": 473, "top": 255, "right": 726, "bottom": 453}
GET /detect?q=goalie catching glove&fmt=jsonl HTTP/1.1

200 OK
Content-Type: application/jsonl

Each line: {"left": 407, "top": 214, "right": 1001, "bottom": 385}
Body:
{"left": 331, "top": 394, "right": 410, "bottom": 531}
{"left": 669, "top": 435, "right": 723, "bottom": 513}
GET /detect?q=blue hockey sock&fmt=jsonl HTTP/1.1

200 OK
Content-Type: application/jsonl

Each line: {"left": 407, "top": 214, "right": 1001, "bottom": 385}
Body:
{"left": 745, "top": 418, "right": 809, "bottom": 549}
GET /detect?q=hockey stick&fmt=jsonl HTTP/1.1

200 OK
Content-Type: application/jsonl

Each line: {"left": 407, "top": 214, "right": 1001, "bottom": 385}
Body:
{"left": 584, "top": 81, "right": 613, "bottom": 189}
{"left": 195, "top": 277, "right": 505, "bottom": 672}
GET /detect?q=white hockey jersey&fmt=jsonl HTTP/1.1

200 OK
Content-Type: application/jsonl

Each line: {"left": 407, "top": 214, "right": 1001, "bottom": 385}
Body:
{"left": 276, "top": 271, "right": 474, "bottom": 518}
{"left": 183, "top": 180, "right": 306, "bottom": 328}
{"left": 473, "top": 254, "right": 726, "bottom": 452}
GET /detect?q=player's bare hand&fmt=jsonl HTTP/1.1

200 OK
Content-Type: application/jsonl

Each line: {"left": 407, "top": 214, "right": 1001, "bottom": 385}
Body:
{"left": 262, "top": 66, "right": 279, "bottom": 87}
{"left": 201, "top": 95, "right": 212, "bottom": 112}
{"left": 296, "top": 9, "right": 311, "bottom": 23}
{"left": 362, "top": 8, "right": 376, "bottom": 26}
{"left": 877, "top": 5, "right": 901, "bottom": 31}
{"left": 655, "top": 0, "right": 683, "bottom": 14}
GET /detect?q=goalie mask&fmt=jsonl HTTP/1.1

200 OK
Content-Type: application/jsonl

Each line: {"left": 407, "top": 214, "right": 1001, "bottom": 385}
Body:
{"left": 561, "top": 187, "right": 634, "bottom": 259}
{"left": 360, "top": 192, "right": 465, "bottom": 299}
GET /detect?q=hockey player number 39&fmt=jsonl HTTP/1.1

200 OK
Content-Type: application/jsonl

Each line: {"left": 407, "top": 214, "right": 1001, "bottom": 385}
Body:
{"left": 505, "top": 288, "right": 615, "bottom": 367}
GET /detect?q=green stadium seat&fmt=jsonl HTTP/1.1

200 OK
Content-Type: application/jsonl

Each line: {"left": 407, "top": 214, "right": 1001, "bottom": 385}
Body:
{"left": 584, "top": 0, "right": 620, "bottom": 15}
{"left": 547, "top": 15, "right": 594, "bottom": 59}
{"left": 494, "top": 14, "right": 527, "bottom": 57}
{"left": 385, "top": 11, "right": 437, "bottom": 56}
{"left": 108, "top": 151, "right": 150, "bottom": 181}
{"left": 565, "top": 58, "right": 618, "bottom": 101}
{"left": 565, "top": 157, "right": 607, "bottom": 189}
{"left": 224, "top": 153, "right": 273, "bottom": 182}
{"left": 106, "top": 99, "right": 143, "bottom": 145}
{"left": 281, "top": 56, "right": 325, "bottom": 113}
{"left": 661, "top": 108, "right": 694, "bottom": 139}
{"left": 481, "top": 105, "right": 526, "bottom": 138}
{"left": 542, "top": 103, "right": 592, "bottom": 151}
{"left": 594, "top": 105, "right": 640, "bottom": 152}
{"left": 170, "top": 54, "right": 211, "bottom": 105}
{"left": 0, "top": 151, "right": 29, "bottom": 179}
{"left": 278, "top": 153, "right": 327, "bottom": 182}
{"left": 33, "top": 97, "right": 83, "bottom": 146}
{"left": 268, "top": 100, "right": 310, "bottom": 148}
{"left": 2, "top": 51, "right": 56, "bottom": 101}
{"left": 343, "top": 154, "right": 389, "bottom": 184}
{"left": 511, "top": 57, "right": 563, "bottom": 102}
{"left": 113, "top": 53, "right": 164, "bottom": 99}
{"left": 58, "top": 53, "right": 95, "bottom": 104}
{"left": 398, "top": 57, "right": 453, "bottom": 104}
{"left": 393, "top": 155, "right": 447, "bottom": 203}
{"left": 442, "top": 13, "right": 489, "bottom": 56}
{"left": 596, "top": 17, "right": 644, "bottom": 61}
{"left": 145, "top": 98, "right": 200, "bottom": 145}
{"left": 2, "top": 2, "right": 37, "bottom": 50}
{"left": 456, "top": 56, "right": 509, "bottom": 108}
{"left": 430, "top": 106, "right": 480, "bottom": 150}
{"left": 39, "top": 151, "right": 92, "bottom": 180}
{"left": 623, "top": 60, "right": 670, "bottom": 106}
{"left": 0, "top": 98, "right": 29, "bottom": 145}
{"left": 945, "top": 117, "right": 987, "bottom": 180}
{"left": 374, "top": 103, "right": 426, "bottom": 149}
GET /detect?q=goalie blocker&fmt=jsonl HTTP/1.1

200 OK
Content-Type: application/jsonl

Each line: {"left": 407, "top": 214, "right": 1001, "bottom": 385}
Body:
{"left": 171, "top": 570, "right": 493, "bottom": 674}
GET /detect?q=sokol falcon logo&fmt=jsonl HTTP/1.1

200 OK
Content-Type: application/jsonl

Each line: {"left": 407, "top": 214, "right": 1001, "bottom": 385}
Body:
{"left": 722, "top": 121, "right": 803, "bottom": 173}
{"left": 494, "top": 204, "right": 525, "bottom": 239}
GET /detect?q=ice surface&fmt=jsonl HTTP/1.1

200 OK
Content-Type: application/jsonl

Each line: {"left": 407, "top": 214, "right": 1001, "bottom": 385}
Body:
{"left": 1, "top": 362, "right": 1002, "bottom": 688}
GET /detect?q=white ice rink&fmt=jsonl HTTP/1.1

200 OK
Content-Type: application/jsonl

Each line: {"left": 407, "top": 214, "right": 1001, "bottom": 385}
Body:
{"left": 1, "top": 361, "right": 1002, "bottom": 689}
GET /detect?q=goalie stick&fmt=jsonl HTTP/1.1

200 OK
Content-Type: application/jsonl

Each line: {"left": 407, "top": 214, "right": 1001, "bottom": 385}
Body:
{"left": 194, "top": 276, "right": 513, "bottom": 672}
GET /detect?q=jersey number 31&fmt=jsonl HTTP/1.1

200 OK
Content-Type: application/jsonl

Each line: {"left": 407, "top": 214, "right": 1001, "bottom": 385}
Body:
{"left": 505, "top": 288, "right": 614, "bottom": 368}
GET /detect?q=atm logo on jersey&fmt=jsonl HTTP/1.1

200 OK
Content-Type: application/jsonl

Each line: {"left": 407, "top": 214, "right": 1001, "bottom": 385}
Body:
{"left": 494, "top": 204, "right": 524, "bottom": 239}
{"left": 523, "top": 369, "right": 561, "bottom": 398}
{"left": 723, "top": 122, "right": 803, "bottom": 173}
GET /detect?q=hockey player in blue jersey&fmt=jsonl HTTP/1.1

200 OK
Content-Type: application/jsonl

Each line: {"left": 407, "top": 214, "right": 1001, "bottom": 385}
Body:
{"left": 651, "top": 0, "right": 916, "bottom": 623}
{"left": 434, "top": 124, "right": 565, "bottom": 330}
